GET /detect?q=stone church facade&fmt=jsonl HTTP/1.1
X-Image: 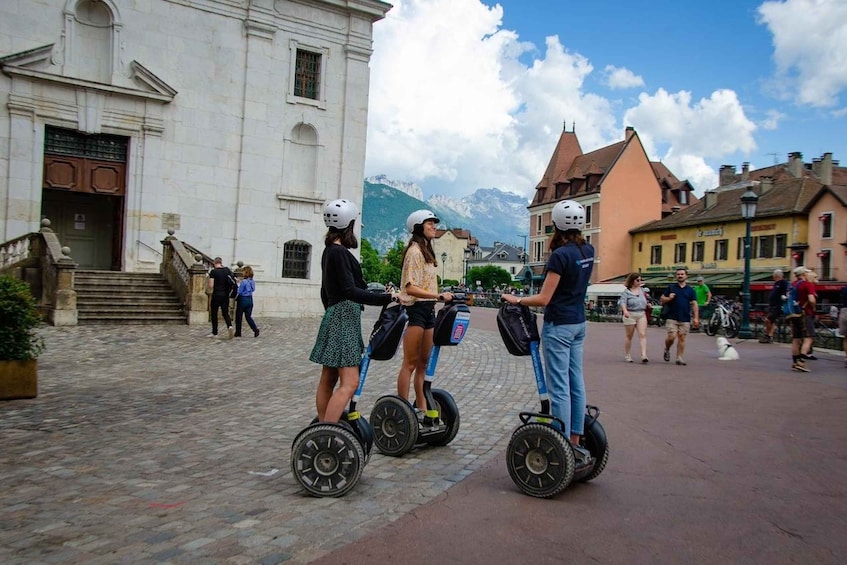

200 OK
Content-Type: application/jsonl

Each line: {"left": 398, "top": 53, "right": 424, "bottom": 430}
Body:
{"left": 0, "top": 0, "right": 391, "bottom": 317}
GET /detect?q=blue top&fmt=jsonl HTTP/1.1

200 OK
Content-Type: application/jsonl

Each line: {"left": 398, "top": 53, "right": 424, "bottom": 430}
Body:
{"left": 238, "top": 278, "right": 255, "bottom": 297}
{"left": 662, "top": 283, "right": 697, "bottom": 322}
{"left": 543, "top": 242, "right": 594, "bottom": 325}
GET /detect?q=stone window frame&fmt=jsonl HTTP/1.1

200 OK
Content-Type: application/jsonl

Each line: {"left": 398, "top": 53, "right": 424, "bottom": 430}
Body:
{"left": 282, "top": 240, "right": 311, "bottom": 279}
{"left": 287, "top": 39, "right": 328, "bottom": 110}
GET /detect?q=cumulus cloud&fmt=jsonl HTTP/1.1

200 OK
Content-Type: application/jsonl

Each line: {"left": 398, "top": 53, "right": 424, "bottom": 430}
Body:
{"left": 760, "top": 109, "right": 785, "bottom": 131}
{"left": 758, "top": 0, "right": 847, "bottom": 107}
{"left": 365, "top": 0, "right": 758, "bottom": 198}
{"left": 604, "top": 65, "right": 645, "bottom": 89}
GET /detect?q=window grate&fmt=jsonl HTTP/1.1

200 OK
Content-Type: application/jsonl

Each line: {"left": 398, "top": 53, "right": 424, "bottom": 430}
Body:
{"left": 45, "top": 126, "right": 127, "bottom": 162}
{"left": 294, "top": 49, "right": 321, "bottom": 100}
{"left": 282, "top": 240, "right": 311, "bottom": 279}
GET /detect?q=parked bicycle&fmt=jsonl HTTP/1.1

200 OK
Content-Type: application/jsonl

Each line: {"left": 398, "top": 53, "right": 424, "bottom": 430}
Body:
{"left": 704, "top": 298, "right": 740, "bottom": 338}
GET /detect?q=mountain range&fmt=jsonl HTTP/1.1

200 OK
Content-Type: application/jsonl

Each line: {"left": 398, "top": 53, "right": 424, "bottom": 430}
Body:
{"left": 362, "top": 176, "right": 530, "bottom": 254}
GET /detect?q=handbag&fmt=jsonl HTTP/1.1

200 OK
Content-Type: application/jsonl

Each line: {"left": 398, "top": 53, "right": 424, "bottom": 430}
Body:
{"left": 227, "top": 273, "right": 238, "bottom": 299}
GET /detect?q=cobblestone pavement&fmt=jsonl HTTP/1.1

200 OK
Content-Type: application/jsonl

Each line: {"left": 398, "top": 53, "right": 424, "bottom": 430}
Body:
{"left": 2, "top": 309, "right": 538, "bottom": 564}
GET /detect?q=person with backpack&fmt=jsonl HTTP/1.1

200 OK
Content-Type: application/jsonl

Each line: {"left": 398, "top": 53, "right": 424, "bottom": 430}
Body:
{"left": 310, "top": 199, "right": 397, "bottom": 423}
{"left": 500, "top": 200, "right": 594, "bottom": 464}
{"left": 207, "top": 257, "right": 235, "bottom": 339}
{"left": 787, "top": 266, "right": 816, "bottom": 372}
{"left": 759, "top": 269, "right": 789, "bottom": 343}
{"left": 660, "top": 268, "right": 699, "bottom": 366}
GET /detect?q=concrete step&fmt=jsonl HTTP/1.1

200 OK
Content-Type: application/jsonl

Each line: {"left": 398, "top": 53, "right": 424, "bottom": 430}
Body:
{"left": 73, "top": 270, "right": 187, "bottom": 325}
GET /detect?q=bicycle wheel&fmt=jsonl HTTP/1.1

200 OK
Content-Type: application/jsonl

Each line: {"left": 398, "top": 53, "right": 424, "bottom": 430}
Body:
{"left": 704, "top": 312, "right": 719, "bottom": 336}
{"left": 725, "top": 315, "right": 739, "bottom": 339}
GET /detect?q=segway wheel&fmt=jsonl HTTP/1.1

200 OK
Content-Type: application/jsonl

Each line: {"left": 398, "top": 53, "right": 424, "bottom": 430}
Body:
{"left": 422, "top": 388, "right": 460, "bottom": 447}
{"left": 290, "top": 423, "right": 364, "bottom": 498}
{"left": 507, "top": 423, "right": 575, "bottom": 498}
{"left": 370, "top": 395, "right": 419, "bottom": 456}
{"left": 308, "top": 411, "right": 372, "bottom": 462}
{"left": 575, "top": 416, "right": 609, "bottom": 483}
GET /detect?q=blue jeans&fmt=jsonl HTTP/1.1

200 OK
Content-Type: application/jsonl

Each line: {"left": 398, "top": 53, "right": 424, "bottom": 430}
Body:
{"left": 541, "top": 321, "right": 586, "bottom": 437}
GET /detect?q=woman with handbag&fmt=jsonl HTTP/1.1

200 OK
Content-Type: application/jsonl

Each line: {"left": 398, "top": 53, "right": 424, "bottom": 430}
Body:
{"left": 620, "top": 273, "right": 649, "bottom": 363}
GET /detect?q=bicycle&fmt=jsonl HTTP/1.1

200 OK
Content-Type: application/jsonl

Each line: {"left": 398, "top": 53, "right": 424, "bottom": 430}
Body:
{"left": 704, "top": 298, "right": 740, "bottom": 338}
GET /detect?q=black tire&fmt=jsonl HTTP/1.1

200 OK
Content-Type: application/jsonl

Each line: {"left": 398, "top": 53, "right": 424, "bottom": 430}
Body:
{"left": 725, "top": 315, "right": 739, "bottom": 339}
{"left": 290, "top": 423, "right": 364, "bottom": 498}
{"left": 575, "top": 416, "right": 609, "bottom": 483}
{"left": 308, "top": 411, "right": 371, "bottom": 461}
{"left": 370, "top": 395, "right": 419, "bottom": 457}
{"left": 422, "top": 388, "right": 460, "bottom": 447}
{"left": 704, "top": 313, "right": 719, "bottom": 336}
{"left": 506, "top": 423, "right": 575, "bottom": 498}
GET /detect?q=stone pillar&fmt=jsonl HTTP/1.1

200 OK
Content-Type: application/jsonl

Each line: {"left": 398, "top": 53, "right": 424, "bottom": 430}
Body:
{"left": 49, "top": 247, "right": 78, "bottom": 327}
{"left": 187, "top": 254, "right": 210, "bottom": 325}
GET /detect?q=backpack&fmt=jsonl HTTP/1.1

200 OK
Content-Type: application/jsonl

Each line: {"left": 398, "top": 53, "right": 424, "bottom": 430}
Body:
{"left": 497, "top": 302, "right": 539, "bottom": 356}
{"left": 368, "top": 303, "right": 408, "bottom": 361}
{"left": 782, "top": 283, "right": 803, "bottom": 318}
{"left": 227, "top": 272, "right": 238, "bottom": 299}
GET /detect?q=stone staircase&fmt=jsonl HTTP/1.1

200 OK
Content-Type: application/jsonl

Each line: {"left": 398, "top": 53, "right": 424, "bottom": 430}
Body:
{"left": 75, "top": 270, "right": 186, "bottom": 325}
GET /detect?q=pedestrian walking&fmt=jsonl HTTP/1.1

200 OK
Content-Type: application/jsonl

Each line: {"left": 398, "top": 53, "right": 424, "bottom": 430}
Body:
{"left": 619, "top": 272, "right": 649, "bottom": 363}
{"left": 207, "top": 257, "right": 235, "bottom": 339}
{"left": 310, "top": 199, "right": 395, "bottom": 423}
{"left": 693, "top": 275, "right": 712, "bottom": 331}
{"left": 661, "top": 267, "right": 699, "bottom": 366}
{"left": 234, "top": 265, "right": 259, "bottom": 338}
{"left": 500, "top": 199, "right": 594, "bottom": 463}
{"left": 760, "top": 268, "right": 789, "bottom": 343}
{"left": 788, "top": 266, "right": 816, "bottom": 372}
{"left": 396, "top": 209, "right": 453, "bottom": 425}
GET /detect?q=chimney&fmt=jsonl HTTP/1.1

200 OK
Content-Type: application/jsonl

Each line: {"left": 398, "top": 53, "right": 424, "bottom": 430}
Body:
{"left": 719, "top": 165, "right": 736, "bottom": 187}
{"left": 741, "top": 162, "right": 750, "bottom": 180}
{"left": 625, "top": 126, "right": 635, "bottom": 140}
{"left": 819, "top": 152, "right": 833, "bottom": 185}
{"left": 788, "top": 152, "right": 804, "bottom": 177}
{"left": 760, "top": 176, "right": 773, "bottom": 194}
{"left": 704, "top": 191, "right": 718, "bottom": 208}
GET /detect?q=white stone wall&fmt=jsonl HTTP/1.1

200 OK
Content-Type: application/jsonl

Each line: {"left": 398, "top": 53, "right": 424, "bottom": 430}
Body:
{"left": 0, "top": 0, "right": 390, "bottom": 317}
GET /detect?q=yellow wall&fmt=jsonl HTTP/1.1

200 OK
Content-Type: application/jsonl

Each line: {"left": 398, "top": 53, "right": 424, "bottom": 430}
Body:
{"left": 631, "top": 215, "right": 805, "bottom": 275}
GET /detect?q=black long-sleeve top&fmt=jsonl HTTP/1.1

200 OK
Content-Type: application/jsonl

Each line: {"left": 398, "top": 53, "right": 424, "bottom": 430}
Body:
{"left": 320, "top": 243, "right": 392, "bottom": 309}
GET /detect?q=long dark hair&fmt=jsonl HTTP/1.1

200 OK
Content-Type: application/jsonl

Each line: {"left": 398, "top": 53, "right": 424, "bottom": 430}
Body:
{"left": 549, "top": 228, "right": 586, "bottom": 252}
{"left": 325, "top": 222, "right": 358, "bottom": 249}
{"left": 401, "top": 226, "right": 437, "bottom": 265}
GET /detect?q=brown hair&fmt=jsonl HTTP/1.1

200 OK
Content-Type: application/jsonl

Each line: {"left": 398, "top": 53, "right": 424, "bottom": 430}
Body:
{"left": 549, "top": 228, "right": 586, "bottom": 252}
{"left": 401, "top": 226, "right": 437, "bottom": 266}
{"left": 325, "top": 223, "right": 358, "bottom": 249}
{"left": 624, "top": 272, "right": 641, "bottom": 289}
{"left": 242, "top": 265, "right": 254, "bottom": 279}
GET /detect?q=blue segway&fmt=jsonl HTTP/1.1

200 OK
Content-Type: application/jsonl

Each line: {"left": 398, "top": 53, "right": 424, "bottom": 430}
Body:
{"left": 370, "top": 294, "right": 470, "bottom": 457}
{"left": 497, "top": 302, "right": 609, "bottom": 498}
{"left": 290, "top": 302, "right": 407, "bottom": 497}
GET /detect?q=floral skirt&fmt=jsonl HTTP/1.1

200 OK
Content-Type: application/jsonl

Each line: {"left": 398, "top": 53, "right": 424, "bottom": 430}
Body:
{"left": 309, "top": 300, "right": 364, "bottom": 368}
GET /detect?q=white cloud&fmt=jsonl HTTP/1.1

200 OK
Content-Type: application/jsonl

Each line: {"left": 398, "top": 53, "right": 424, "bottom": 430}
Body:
{"left": 604, "top": 65, "right": 645, "bottom": 89}
{"left": 758, "top": 0, "right": 847, "bottom": 108}
{"left": 365, "top": 0, "right": 759, "bottom": 198}
{"left": 760, "top": 109, "right": 784, "bottom": 131}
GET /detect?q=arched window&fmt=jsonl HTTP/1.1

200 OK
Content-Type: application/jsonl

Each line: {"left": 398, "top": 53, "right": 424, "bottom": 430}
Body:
{"left": 282, "top": 240, "right": 311, "bottom": 279}
{"left": 62, "top": 0, "right": 121, "bottom": 83}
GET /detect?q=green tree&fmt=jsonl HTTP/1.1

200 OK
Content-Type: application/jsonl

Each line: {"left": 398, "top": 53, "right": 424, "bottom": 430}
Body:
{"left": 360, "top": 238, "right": 382, "bottom": 282}
{"left": 380, "top": 240, "right": 406, "bottom": 286}
{"left": 466, "top": 265, "right": 512, "bottom": 290}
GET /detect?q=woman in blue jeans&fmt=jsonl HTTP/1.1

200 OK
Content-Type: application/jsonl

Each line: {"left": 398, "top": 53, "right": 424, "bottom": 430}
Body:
{"left": 234, "top": 265, "right": 259, "bottom": 337}
{"left": 501, "top": 200, "right": 593, "bottom": 460}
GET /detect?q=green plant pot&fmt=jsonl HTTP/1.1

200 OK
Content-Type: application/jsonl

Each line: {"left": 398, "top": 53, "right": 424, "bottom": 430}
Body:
{"left": 0, "top": 359, "right": 38, "bottom": 400}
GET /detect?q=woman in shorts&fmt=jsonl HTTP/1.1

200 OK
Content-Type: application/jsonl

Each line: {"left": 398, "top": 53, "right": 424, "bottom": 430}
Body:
{"left": 620, "top": 272, "right": 649, "bottom": 363}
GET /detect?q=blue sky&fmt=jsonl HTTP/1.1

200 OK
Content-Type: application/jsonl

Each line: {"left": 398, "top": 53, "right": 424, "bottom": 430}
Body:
{"left": 364, "top": 0, "right": 847, "bottom": 200}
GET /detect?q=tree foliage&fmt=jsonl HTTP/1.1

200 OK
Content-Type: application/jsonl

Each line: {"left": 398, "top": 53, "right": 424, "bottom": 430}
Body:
{"left": 360, "top": 238, "right": 382, "bottom": 283}
{"left": 0, "top": 276, "right": 44, "bottom": 360}
{"left": 360, "top": 238, "right": 405, "bottom": 286}
{"left": 466, "top": 265, "right": 513, "bottom": 290}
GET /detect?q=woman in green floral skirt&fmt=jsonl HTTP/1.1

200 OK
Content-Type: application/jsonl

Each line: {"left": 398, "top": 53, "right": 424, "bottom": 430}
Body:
{"left": 310, "top": 199, "right": 397, "bottom": 423}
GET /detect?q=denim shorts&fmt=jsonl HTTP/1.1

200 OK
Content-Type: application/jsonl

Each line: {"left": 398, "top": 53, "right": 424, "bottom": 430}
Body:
{"left": 406, "top": 301, "right": 436, "bottom": 329}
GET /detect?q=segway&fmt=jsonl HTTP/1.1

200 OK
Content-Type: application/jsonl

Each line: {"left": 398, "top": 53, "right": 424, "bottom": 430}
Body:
{"left": 497, "top": 302, "right": 609, "bottom": 498}
{"left": 290, "top": 302, "right": 408, "bottom": 497}
{"left": 370, "top": 294, "right": 470, "bottom": 457}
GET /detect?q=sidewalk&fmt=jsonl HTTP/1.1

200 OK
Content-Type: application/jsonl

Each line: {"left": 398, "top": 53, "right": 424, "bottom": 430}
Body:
{"left": 2, "top": 312, "right": 846, "bottom": 564}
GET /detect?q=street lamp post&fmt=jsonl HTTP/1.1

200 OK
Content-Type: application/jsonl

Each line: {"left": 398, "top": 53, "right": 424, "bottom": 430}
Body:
{"left": 738, "top": 188, "right": 759, "bottom": 339}
{"left": 441, "top": 252, "right": 447, "bottom": 285}
{"left": 463, "top": 247, "right": 471, "bottom": 288}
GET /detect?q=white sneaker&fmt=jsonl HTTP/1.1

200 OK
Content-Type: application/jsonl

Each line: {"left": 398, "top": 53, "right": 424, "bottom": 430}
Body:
{"left": 624, "top": 354, "right": 633, "bottom": 363}
{"left": 227, "top": 327, "right": 235, "bottom": 339}
{"left": 205, "top": 333, "right": 216, "bottom": 338}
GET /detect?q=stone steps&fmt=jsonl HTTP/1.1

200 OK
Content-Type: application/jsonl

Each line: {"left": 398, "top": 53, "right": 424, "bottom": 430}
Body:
{"left": 75, "top": 270, "right": 186, "bottom": 325}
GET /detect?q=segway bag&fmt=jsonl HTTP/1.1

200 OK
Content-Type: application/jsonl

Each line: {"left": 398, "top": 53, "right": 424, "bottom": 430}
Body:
{"left": 497, "top": 302, "right": 539, "bottom": 356}
{"left": 368, "top": 303, "right": 408, "bottom": 361}
{"left": 433, "top": 302, "right": 471, "bottom": 346}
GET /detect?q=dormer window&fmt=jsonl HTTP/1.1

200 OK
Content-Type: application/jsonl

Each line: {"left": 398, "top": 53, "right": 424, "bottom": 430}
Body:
{"left": 679, "top": 190, "right": 688, "bottom": 205}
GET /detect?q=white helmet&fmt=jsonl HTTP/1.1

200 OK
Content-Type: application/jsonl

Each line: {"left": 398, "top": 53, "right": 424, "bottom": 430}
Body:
{"left": 323, "top": 199, "right": 359, "bottom": 229}
{"left": 551, "top": 200, "right": 586, "bottom": 231}
{"left": 406, "top": 209, "right": 440, "bottom": 233}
